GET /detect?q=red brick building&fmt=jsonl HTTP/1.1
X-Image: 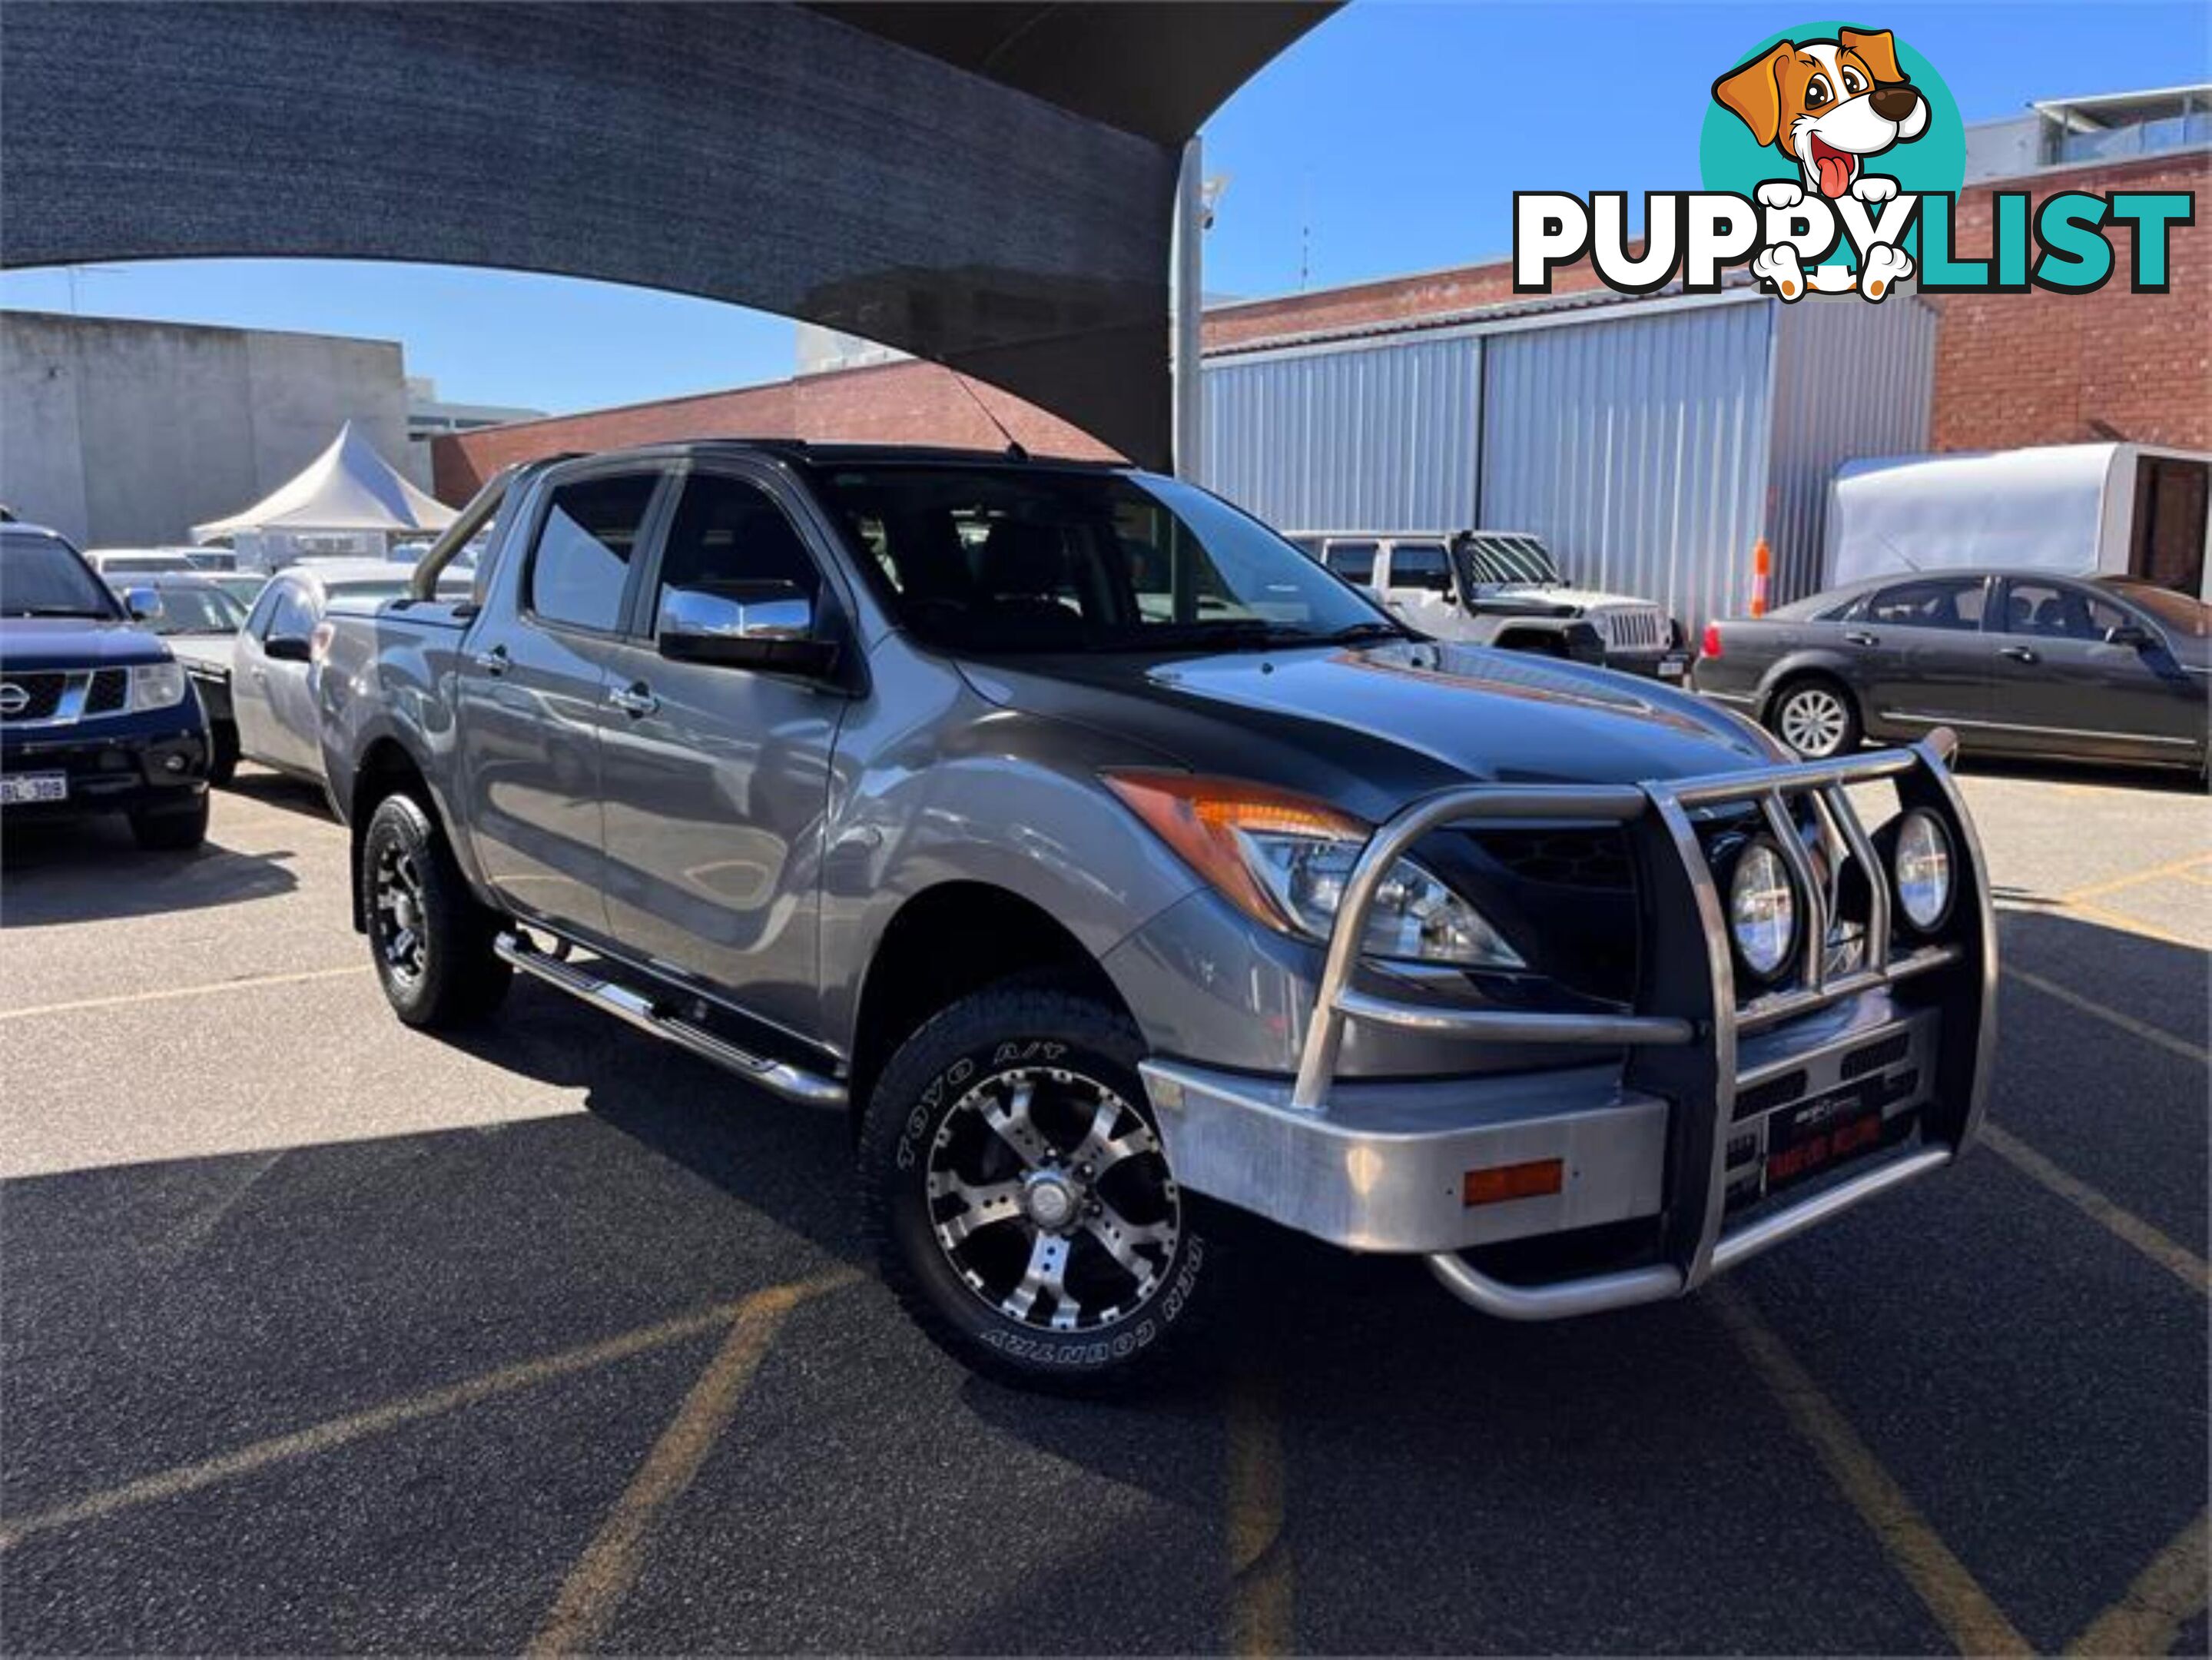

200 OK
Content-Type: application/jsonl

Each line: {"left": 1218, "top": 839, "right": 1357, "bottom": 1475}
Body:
{"left": 433, "top": 147, "right": 2209, "bottom": 502}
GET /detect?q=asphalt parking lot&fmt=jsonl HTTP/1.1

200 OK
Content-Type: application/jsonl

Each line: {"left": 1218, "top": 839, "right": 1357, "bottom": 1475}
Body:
{"left": 2, "top": 762, "right": 2205, "bottom": 1655}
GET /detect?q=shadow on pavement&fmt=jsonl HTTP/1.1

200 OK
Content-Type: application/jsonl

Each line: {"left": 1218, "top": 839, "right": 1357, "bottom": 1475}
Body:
{"left": 0, "top": 817, "right": 297, "bottom": 926}
{"left": 217, "top": 766, "right": 336, "bottom": 818}
{"left": 1953, "top": 750, "right": 2206, "bottom": 795}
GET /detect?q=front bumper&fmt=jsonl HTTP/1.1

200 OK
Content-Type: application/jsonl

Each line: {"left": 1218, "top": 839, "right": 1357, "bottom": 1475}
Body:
{"left": 1, "top": 697, "right": 211, "bottom": 816}
{"left": 1139, "top": 735, "right": 1995, "bottom": 1319}
{"left": 1602, "top": 644, "right": 1692, "bottom": 681}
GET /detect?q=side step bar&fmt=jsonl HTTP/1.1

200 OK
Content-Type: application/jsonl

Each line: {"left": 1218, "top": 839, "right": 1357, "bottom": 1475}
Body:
{"left": 493, "top": 931, "right": 846, "bottom": 1111}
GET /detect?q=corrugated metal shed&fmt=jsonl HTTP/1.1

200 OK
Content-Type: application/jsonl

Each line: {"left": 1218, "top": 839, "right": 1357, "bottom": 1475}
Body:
{"left": 1203, "top": 333, "right": 1481, "bottom": 530}
{"left": 1480, "top": 295, "right": 1774, "bottom": 634}
{"left": 1766, "top": 295, "right": 1938, "bottom": 605}
{"left": 1199, "top": 284, "right": 1937, "bottom": 632}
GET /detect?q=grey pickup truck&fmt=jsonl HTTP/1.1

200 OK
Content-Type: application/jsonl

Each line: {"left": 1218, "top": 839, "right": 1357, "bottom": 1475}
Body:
{"left": 320, "top": 442, "right": 1995, "bottom": 1389}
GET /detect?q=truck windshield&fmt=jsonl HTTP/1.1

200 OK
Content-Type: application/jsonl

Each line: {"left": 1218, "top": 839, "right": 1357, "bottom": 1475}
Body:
{"left": 1459, "top": 533, "right": 1563, "bottom": 588}
{"left": 811, "top": 465, "right": 1398, "bottom": 652}
{"left": 0, "top": 530, "right": 120, "bottom": 619}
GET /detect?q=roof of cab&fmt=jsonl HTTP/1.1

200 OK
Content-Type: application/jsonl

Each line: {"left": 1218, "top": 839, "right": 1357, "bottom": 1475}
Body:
{"left": 527, "top": 439, "right": 1135, "bottom": 473}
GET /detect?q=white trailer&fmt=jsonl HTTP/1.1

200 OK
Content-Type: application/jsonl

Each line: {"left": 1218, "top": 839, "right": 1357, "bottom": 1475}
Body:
{"left": 1827, "top": 442, "right": 2209, "bottom": 601}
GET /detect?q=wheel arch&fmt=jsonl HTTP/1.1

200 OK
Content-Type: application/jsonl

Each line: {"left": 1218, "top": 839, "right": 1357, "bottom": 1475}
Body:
{"left": 845, "top": 881, "right": 1132, "bottom": 1130}
{"left": 345, "top": 735, "right": 442, "bottom": 932}
{"left": 1753, "top": 652, "right": 1863, "bottom": 722}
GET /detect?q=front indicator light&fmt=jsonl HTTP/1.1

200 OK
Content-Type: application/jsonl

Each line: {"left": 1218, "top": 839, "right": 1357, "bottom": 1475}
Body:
{"left": 1103, "top": 771, "right": 1525, "bottom": 969}
{"left": 1464, "top": 1158, "right": 1564, "bottom": 1207}
{"left": 1728, "top": 838, "right": 1796, "bottom": 981}
{"left": 1892, "top": 810, "right": 1955, "bottom": 932}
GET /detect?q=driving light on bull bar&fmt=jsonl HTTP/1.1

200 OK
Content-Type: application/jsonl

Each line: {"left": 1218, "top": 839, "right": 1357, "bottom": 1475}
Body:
{"left": 1103, "top": 771, "right": 1524, "bottom": 968}
{"left": 1727, "top": 838, "right": 1796, "bottom": 981}
{"left": 1892, "top": 810, "right": 1955, "bottom": 932}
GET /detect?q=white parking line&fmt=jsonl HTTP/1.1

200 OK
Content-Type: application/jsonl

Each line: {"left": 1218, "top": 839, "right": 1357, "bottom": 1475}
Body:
{"left": 0, "top": 964, "right": 369, "bottom": 1022}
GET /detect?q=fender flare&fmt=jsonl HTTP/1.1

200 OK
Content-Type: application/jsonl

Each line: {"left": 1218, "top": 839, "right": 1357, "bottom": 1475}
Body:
{"left": 340, "top": 719, "right": 478, "bottom": 931}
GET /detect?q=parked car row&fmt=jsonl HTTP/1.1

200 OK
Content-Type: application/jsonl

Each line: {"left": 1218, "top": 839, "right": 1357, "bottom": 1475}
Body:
{"left": 12, "top": 443, "right": 2197, "bottom": 1394}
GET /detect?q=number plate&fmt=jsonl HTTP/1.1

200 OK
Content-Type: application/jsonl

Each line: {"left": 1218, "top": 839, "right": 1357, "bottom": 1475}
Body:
{"left": 0, "top": 772, "right": 68, "bottom": 805}
{"left": 1657, "top": 654, "right": 1689, "bottom": 679}
{"left": 1765, "top": 1084, "right": 1890, "bottom": 1195}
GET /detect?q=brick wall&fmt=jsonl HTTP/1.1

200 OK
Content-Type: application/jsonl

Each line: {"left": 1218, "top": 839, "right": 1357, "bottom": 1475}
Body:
{"left": 1927, "top": 151, "right": 2211, "bottom": 453}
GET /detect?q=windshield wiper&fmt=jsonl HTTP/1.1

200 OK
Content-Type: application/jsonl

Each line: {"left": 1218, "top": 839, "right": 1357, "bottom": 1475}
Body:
{"left": 2, "top": 606, "right": 112, "bottom": 618}
{"left": 1314, "top": 619, "right": 1412, "bottom": 644}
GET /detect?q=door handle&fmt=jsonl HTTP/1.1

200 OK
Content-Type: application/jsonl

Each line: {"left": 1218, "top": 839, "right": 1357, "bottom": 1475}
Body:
{"left": 473, "top": 646, "right": 509, "bottom": 676}
{"left": 607, "top": 682, "right": 658, "bottom": 718}
{"left": 1842, "top": 631, "right": 1879, "bottom": 648}
{"left": 2000, "top": 645, "right": 2039, "bottom": 664}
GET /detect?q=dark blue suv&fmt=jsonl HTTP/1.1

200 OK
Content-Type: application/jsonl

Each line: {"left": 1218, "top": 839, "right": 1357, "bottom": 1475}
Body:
{"left": 1, "top": 523, "right": 211, "bottom": 849}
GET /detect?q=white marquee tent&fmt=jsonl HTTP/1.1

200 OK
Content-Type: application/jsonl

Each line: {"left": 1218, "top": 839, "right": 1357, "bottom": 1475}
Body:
{"left": 194, "top": 421, "right": 456, "bottom": 569}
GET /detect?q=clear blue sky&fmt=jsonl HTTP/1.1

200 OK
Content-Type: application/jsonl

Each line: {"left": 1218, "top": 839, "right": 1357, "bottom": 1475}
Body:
{"left": 3, "top": 1, "right": 2200, "bottom": 417}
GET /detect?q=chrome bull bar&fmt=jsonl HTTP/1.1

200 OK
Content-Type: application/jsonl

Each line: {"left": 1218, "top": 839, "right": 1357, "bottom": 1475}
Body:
{"left": 1288, "top": 732, "right": 1998, "bottom": 1320}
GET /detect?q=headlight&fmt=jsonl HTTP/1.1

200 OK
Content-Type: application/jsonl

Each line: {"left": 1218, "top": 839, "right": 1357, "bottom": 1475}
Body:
{"left": 1728, "top": 838, "right": 1796, "bottom": 981}
{"left": 1892, "top": 810, "right": 1954, "bottom": 931}
{"left": 127, "top": 662, "right": 188, "bottom": 712}
{"left": 1104, "top": 772, "right": 1525, "bottom": 969}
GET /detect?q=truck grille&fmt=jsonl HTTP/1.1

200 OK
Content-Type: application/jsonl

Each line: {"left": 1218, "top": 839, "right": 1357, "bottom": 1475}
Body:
{"left": 83, "top": 669, "right": 128, "bottom": 715}
{"left": 1598, "top": 608, "right": 1667, "bottom": 652}
{"left": 0, "top": 669, "right": 130, "bottom": 726}
{"left": 0, "top": 672, "right": 68, "bottom": 722}
{"left": 1471, "top": 827, "right": 1634, "bottom": 891}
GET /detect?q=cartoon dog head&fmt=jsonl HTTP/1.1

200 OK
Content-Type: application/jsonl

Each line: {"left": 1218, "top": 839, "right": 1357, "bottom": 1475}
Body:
{"left": 1713, "top": 28, "right": 1929, "bottom": 198}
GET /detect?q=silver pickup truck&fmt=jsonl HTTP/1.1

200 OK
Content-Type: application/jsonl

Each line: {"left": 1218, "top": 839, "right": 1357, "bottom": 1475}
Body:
{"left": 320, "top": 442, "right": 1995, "bottom": 1389}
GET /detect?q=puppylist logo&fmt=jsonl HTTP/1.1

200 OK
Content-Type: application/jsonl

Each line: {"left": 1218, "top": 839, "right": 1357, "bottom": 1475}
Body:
{"left": 1515, "top": 19, "right": 2194, "bottom": 304}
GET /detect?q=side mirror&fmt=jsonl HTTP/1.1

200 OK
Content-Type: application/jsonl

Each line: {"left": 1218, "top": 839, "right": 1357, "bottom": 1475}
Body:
{"left": 264, "top": 633, "right": 313, "bottom": 663}
{"left": 657, "top": 582, "right": 835, "bottom": 676}
{"left": 124, "top": 586, "right": 164, "bottom": 622}
{"left": 2105, "top": 622, "right": 2154, "bottom": 650}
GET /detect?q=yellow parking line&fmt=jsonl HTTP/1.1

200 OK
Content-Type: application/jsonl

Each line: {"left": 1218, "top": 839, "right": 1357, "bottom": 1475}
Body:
{"left": 1711, "top": 1284, "right": 2032, "bottom": 1657}
{"left": 2066, "top": 900, "right": 2203, "bottom": 951}
{"left": 1225, "top": 1365, "right": 1293, "bottom": 1658}
{"left": 0, "top": 1293, "right": 771, "bottom": 1550}
{"left": 2061, "top": 853, "right": 2212, "bottom": 908}
{"left": 1980, "top": 1125, "right": 2209, "bottom": 1294}
{"left": 2066, "top": 1511, "right": 2210, "bottom": 1657}
{"left": 527, "top": 1271, "right": 854, "bottom": 1656}
{"left": 0, "top": 964, "right": 369, "bottom": 1022}
{"left": 2001, "top": 967, "right": 2208, "bottom": 1067}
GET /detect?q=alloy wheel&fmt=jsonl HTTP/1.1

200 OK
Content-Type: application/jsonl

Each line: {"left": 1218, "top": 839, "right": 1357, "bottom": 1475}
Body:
{"left": 1779, "top": 687, "right": 1849, "bottom": 758}
{"left": 371, "top": 841, "right": 429, "bottom": 986}
{"left": 924, "top": 1065, "right": 1181, "bottom": 1333}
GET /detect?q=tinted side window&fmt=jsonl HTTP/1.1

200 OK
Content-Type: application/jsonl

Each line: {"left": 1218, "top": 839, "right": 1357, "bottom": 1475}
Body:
{"left": 1865, "top": 579, "right": 1985, "bottom": 631}
{"left": 1324, "top": 541, "right": 1378, "bottom": 584}
{"left": 655, "top": 474, "right": 821, "bottom": 612}
{"left": 1389, "top": 542, "right": 1452, "bottom": 593}
{"left": 529, "top": 473, "right": 660, "bottom": 632}
{"left": 2000, "top": 580, "right": 2127, "bottom": 641}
